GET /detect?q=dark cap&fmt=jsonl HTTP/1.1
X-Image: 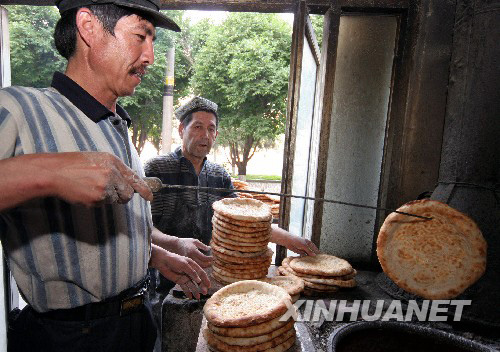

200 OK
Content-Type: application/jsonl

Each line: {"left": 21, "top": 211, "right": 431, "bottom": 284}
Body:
{"left": 175, "top": 96, "right": 218, "bottom": 123}
{"left": 55, "top": 0, "right": 181, "bottom": 32}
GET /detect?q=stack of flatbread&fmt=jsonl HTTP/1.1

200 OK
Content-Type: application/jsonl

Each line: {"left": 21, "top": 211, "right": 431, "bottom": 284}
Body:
{"left": 232, "top": 179, "right": 254, "bottom": 199}
{"left": 259, "top": 276, "right": 304, "bottom": 303}
{"left": 203, "top": 280, "right": 297, "bottom": 352}
{"left": 251, "top": 194, "right": 280, "bottom": 219}
{"left": 278, "top": 254, "right": 357, "bottom": 296}
{"left": 377, "top": 199, "right": 487, "bottom": 300}
{"left": 211, "top": 198, "right": 273, "bottom": 285}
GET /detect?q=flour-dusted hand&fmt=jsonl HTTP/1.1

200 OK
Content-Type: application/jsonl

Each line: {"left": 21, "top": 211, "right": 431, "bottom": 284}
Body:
{"left": 1, "top": 152, "right": 152, "bottom": 210}
{"left": 150, "top": 244, "right": 211, "bottom": 300}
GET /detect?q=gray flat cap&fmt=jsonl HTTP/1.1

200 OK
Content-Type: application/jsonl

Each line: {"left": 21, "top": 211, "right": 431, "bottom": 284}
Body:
{"left": 175, "top": 97, "right": 218, "bottom": 122}
{"left": 55, "top": 0, "right": 181, "bottom": 32}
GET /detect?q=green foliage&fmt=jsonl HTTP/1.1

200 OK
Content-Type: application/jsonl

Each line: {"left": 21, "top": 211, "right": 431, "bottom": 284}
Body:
{"left": 6, "top": 8, "right": 292, "bottom": 162}
{"left": 310, "top": 14, "right": 324, "bottom": 49}
{"left": 7, "top": 5, "right": 66, "bottom": 87}
{"left": 239, "top": 174, "right": 282, "bottom": 181}
{"left": 191, "top": 13, "right": 291, "bottom": 175}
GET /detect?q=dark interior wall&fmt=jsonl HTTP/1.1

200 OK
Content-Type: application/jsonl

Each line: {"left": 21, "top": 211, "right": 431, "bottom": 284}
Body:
{"left": 431, "top": 0, "right": 500, "bottom": 326}
{"left": 382, "top": 0, "right": 456, "bottom": 215}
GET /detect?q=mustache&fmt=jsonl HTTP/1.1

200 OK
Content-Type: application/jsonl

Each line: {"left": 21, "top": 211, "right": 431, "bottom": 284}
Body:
{"left": 130, "top": 66, "right": 148, "bottom": 76}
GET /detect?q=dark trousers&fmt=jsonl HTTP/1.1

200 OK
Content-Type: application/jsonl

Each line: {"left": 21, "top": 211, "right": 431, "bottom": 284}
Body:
{"left": 8, "top": 301, "right": 157, "bottom": 352}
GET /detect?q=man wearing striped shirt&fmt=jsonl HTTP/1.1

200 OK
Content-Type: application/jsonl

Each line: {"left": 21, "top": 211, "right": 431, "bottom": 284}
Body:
{"left": 0, "top": 1, "right": 210, "bottom": 351}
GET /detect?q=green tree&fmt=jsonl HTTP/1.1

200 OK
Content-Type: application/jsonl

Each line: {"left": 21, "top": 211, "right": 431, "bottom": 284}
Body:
{"left": 191, "top": 13, "right": 291, "bottom": 175}
{"left": 7, "top": 5, "right": 66, "bottom": 87}
{"left": 6, "top": 7, "right": 191, "bottom": 155}
{"left": 310, "top": 14, "right": 324, "bottom": 49}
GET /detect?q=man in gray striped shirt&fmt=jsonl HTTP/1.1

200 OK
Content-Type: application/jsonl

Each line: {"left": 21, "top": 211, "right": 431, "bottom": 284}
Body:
{"left": 0, "top": 1, "right": 210, "bottom": 351}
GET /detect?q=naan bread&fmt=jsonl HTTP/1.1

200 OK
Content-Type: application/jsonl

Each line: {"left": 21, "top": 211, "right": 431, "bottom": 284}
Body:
{"left": 259, "top": 276, "right": 304, "bottom": 296}
{"left": 204, "top": 280, "right": 291, "bottom": 327}
{"left": 207, "top": 320, "right": 294, "bottom": 346}
{"left": 208, "top": 316, "right": 293, "bottom": 338}
{"left": 212, "top": 270, "right": 268, "bottom": 285}
{"left": 210, "top": 241, "right": 268, "bottom": 258}
{"left": 281, "top": 258, "right": 357, "bottom": 280}
{"left": 213, "top": 198, "right": 272, "bottom": 222}
{"left": 214, "top": 216, "right": 270, "bottom": 231}
{"left": 212, "top": 265, "right": 269, "bottom": 279}
{"left": 289, "top": 254, "right": 353, "bottom": 276}
{"left": 213, "top": 231, "right": 269, "bottom": 247}
{"left": 204, "top": 327, "right": 295, "bottom": 352}
{"left": 213, "top": 221, "right": 270, "bottom": 237}
{"left": 212, "top": 236, "right": 268, "bottom": 253}
{"left": 214, "top": 258, "right": 271, "bottom": 271}
{"left": 214, "top": 213, "right": 271, "bottom": 227}
{"left": 377, "top": 199, "right": 487, "bottom": 299}
{"left": 211, "top": 247, "right": 273, "bottom": 264}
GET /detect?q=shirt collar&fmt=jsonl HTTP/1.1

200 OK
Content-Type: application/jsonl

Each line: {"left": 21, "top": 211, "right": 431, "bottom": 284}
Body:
{"left": 50, "top": 72, "right": 132, "bottom": 127}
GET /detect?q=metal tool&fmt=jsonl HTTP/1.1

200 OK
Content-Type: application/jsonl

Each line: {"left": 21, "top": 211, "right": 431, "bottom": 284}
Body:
{"left": 142, "top": 177, "right": 432, "bottom": 220}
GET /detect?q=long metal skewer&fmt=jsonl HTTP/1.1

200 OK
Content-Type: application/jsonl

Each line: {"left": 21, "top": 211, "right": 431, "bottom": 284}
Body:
{"left": 145, "top": 178, "right": 432, "bottom": 221}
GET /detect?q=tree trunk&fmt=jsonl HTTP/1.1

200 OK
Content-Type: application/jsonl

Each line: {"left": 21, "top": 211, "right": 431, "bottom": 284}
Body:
{"left": 131, "top": 125, "right": 139, "bottom": 150}
{"left": 236, "top": 162, "right": 247, "bottom": 176}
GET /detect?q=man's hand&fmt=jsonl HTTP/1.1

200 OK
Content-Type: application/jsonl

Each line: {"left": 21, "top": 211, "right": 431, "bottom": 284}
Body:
{"left": 151, "top": 228, "right": 213, "bottom": 268}
{"left": 172, "top": 238, "right": 213, "bottom": 268}
{"left": 0, "top": 152, "right": 153, "bottom": 211}
{"left": 54, "top": 152, "right": 153, "bottom": 205}
{"left": 150, "top": 244, "right": 211, "bottom": 300}
{"left": 270, "top": 225, "right": 320, "bottom": 256}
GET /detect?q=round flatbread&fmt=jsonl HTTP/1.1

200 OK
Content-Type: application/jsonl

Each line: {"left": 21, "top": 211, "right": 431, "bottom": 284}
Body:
{"left": 214, "top": 213, "right": 271, "bottom": 228}
{"left": 259, "top": 276, "right": 304, "bottom": 296}
{"left": 213, "top": 231, "right": 269, "bottom": 247}
{"left": 204, "top": 280, "right": 291, "bottom": 327}
{"left": 377, "top": 199, "right": 487, "bottom": 300}
{"left": 303, "top": 276, "right": 356, "bottom": 288}
{"left": 212, "top": 247, "right": 273, "bottom": 264}
{"left": 281, "top": 258, "right": 357, "bottom": 280}
{"left": 214, "top": 228, "right": 271, "bottom": 244}
{"left": 211, "top": 271, "right": 236, "bottom": 285}
{"left": 213, "top": 198, "right": 272, "bottom": 222}
{"left": 213, "top": 265, "right": 269, "bottom": 279}
{"left": 214, "top": 258, "right": 271, "bottom": 271}
{"left": 208, "top": 315, "right": 292, "bottom": 338}
{"left": 212, "top": 270, "right": 268, "bottom": 284}
{"left": 207, "top": 320, "right": 294, "bottom": 347}
{"left": 289, "top": 254, "right": 353, "bottom": 277}
{"left": 211, "top": 241, "right": 268, "bottom": 258}
{"left": 278, "top": 265, "right": 356, "bottom": 288}
{"left": 214, "top": 217, "right": 270, "bottom": 232}
{"left": 204, "top": 326, "right": 295, "bottom": 352}
{"left": 213, "top": 262, "right": 270, "bottom": 274}
{"left": 213, "top": 221, "right": 270, "bottom": 237}
{"left": 212, "top": 236, "right": 268, "bottom": 253}
{"left": 302, "top": 280, "right": 340, "bottom": 291}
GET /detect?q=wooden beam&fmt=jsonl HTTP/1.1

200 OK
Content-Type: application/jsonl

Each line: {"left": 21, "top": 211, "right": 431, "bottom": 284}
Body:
{"left": 310, "top": 5, "right": 341, "bottom": 248}
{"left": 0, "top": 0, "right": 53, "bottom": 4}
{"left": 0, "top": 0, "right": 408, "bottom": 12}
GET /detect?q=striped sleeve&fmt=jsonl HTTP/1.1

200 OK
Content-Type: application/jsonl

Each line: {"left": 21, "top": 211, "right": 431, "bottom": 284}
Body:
{"left": 0, "top": 100, "right": 20, "bottom": 159}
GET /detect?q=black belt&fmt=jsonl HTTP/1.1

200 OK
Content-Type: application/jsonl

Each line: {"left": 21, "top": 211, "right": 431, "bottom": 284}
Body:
{"left": 35, "top": 276, "right": 150, "bottom": 322}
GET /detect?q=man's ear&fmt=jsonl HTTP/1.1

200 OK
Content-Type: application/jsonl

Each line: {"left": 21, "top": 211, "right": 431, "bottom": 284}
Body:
{"left": 178, "top": 122, "right": 185, "bottom": 138}
{"left": 75, "top": 8, "right": 98, "bottom": 48}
